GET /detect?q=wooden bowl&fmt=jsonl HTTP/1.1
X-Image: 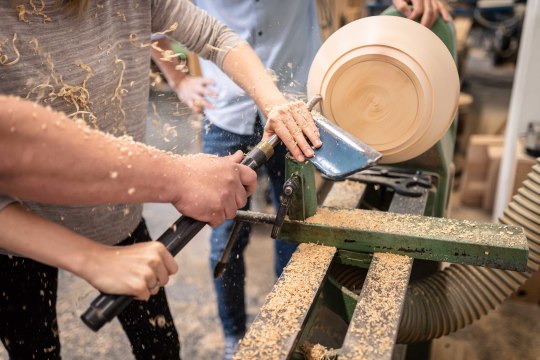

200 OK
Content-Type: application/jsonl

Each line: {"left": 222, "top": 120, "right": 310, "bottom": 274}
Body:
{"left": 307, "top": 16, "right": 460, "bottom": 164}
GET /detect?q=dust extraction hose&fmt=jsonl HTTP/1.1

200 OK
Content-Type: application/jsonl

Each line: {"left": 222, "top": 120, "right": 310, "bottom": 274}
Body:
{"left": 397, "top": 159, "right": 540, "bottom": 343}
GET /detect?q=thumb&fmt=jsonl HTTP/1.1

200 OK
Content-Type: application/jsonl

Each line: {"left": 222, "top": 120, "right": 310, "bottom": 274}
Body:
{"left": 227, "top": 150, "right": 245, "bottom": 164}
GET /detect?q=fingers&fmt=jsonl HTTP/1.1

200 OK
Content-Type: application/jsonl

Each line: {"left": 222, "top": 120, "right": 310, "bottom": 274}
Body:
{"left": 238, "top": 164, "right": 257, "bottom": 197}
{"left": 393, "top": 0, "right": 412, "bottom": 17}
{"left": 409, "top": 0, "right": 424, "bottom": 21}
{"left": 437, "top": 0, "right": 450, "bottom": 22}
{"left": 291, "top": 102, "right": 321, "bottom": 149}
{"left": 134, "top": 285, "right": 151, "bottom": 301}
{"left": 263, "top": 119, "right": 306, "bottom": 162}
{"left": 178, "top": 76, "right": 217, "bottom": 113}
{"left": 283, "top": 112, "right": 314, "bottom": 159}
{"left": 420, "top": 0, "right": 436, "bottom": 28}
{"left": 226, "top": 150, "right": 257, "bottom": 196}
{"left": 158, "top": 244, "right": 179, "bottom": 275}
{"left": 267, "top": 101, "right": 323, "bottom": 162}
{"left": 228, "top": 150, "right": 245, "bottom": 164}
{"left": 189, "top": 98, "right": 213, "bottom": 113}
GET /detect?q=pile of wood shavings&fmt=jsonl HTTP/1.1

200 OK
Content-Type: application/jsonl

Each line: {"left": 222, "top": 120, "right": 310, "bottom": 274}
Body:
{"left": 234, "top": 243, "right": 336, "bottom": 360}
{"left": 301, "top": 342, "right": 333, "bottom": 360}
{"left": 305, "top": 207, "right": 524, "bottom": 248}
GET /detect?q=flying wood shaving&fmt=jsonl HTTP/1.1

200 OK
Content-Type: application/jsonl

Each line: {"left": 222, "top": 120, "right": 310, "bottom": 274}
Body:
{"left": 112, "top": 56, "right": 127, "bottom": 132}
{"left": 149, "top": 70, "right": 163, "bottom": 88}
{"left": 204, "top": 44, "right": 228, "bottom": 53}
{"left": 151, "top": 102, "right": 159, "bottom": 116}
{"left": 152, "top": 22, "right": 178, "bottom": 37}
{"left": 128, "top": 33, "right": 152, "bottom": 49}
{"left": 0, "top": 33, "right": 20, "bottom": 66}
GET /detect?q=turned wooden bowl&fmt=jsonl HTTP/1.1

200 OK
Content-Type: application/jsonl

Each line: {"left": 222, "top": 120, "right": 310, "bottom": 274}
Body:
{"left": 307, "top": 16, "right": 460, "bottom": 164}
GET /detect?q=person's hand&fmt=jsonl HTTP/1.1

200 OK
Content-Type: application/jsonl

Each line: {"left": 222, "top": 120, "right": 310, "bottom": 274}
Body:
{"left": 81, "top": 242, "right": 178, "bottom": 301}
{"left": 172, "top": 151, "right": 257, "bottom": 227}
{"left": 393, "top": 0, "right": 450, "bottom": 28}
{"left": 174, "top": 75, "right": 217, "bottom": 113}
{"left": 264, "top": 100, "right": 322, "bottom": 162}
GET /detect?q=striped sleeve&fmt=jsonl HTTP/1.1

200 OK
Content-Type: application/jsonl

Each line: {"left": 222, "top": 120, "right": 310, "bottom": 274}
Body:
{"left": 151, "top": 0, "right": 246, "bottom": 68}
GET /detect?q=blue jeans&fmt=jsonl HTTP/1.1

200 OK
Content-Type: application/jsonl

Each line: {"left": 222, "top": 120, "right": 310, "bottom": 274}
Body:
{"left": 201, "top": 117, "right": 298, "bottom": 337}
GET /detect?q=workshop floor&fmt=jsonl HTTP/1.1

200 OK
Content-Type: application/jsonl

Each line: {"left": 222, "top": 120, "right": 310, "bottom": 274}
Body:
{"left": 1, "top": 47, "right": 538, "bottom": 360}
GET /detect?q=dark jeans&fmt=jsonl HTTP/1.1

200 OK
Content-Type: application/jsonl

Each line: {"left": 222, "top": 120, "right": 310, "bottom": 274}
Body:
{"left": 201, "top": 117, "right": 298, "bottom": 337}
{"left": 0, "top": 220, "right": 181, "bottom": 359}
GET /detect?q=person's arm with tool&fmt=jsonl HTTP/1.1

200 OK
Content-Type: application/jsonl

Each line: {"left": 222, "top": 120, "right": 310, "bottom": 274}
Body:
{"left": 0, "top": 96, "right": 256, "bottom": 227}
{"left": 0, "top": 203, "right": 177, "bottom": 301}
{"left": 392, "top": 0, "right": 450, "bottom": 28}
{"left": 155, "top": 0, "right": 322, "bottom": 162}
{"left": 151, "top": 38, "right": 217, "bottom": 114}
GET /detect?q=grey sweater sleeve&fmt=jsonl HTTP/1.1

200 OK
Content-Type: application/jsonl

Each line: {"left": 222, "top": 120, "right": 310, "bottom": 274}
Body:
{"left": 151, "top": 0, "right": 246, "bottom": 68}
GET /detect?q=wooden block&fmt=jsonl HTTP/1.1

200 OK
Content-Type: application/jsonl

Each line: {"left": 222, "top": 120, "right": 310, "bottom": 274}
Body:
{"left": 482, "top": 146, "right": 503, "bottom": 210}
{"left": 460, "top": 135, "right": 504, "bottom": 207}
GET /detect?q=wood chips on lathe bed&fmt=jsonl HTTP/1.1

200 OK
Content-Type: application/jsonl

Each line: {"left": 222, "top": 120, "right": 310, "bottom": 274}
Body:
{"left": 233, "top": 243, "right": 336, "bottom": 360}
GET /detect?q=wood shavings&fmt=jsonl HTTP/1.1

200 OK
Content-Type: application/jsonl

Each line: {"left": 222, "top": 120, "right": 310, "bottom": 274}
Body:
{"left": 205, "top": 44, "right": 228, "bottom": 53}
{"left": 116, "top": 11, "right": 126, "bottom": 22}
{"left": 26, "top": 38, "right": 97, "bottom": 125}
{"left": 29, "top": 0, "right": 51, "bottom": 22}
{"left": 16, "top": 0, "right": 51, "bottom": 23}
{"left": 151, "top": 102, "right": 158, "bottom": 116}
{"left": 234, "top": 244, "right": 336, "bottom": 360}
{"left": 301, "top": 343, "right": 333, "bottom": 360}
{"left": 305, "top": 207, "right": 524, "bottom": 248}
{"left": 151, "top": 41, "right": 189, "bottom": 73}
{"left": 16, "top": 5, "right": 29, "bottom": 23}
{"left": 128, "top": 33, "right": 152, "bottom": 49}
{"left": 340, "top": 253, "right": 411, "bottom": 360}
{"left": 0, "top": 33, "right": 20, "bottom": 66}
{"left": 152, "top": 22, "right": 178, "bottom": 37}
{"left": 149, "top": 70, "right": 163, "bottom": 88}
{"left": 111, "top": 56, "right": 127, "bottom": 132}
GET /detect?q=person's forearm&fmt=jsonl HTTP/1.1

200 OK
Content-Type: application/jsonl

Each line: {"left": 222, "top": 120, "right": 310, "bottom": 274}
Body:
{"left": 0, "top": 203, "right": 101, "bottom": 276}
{"left": 221, "top": 43, "right": 288, "bottom": 116}
{"left": 0, "top": 203, "right": 179, "bottom": 299}
{"left": 0, "top": 96, "right": 182, "bottom": 205}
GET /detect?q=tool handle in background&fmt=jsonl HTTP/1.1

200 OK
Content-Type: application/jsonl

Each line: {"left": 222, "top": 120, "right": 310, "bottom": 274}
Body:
{"left": 81, "top": 136, "right": 279, "bottom": 332}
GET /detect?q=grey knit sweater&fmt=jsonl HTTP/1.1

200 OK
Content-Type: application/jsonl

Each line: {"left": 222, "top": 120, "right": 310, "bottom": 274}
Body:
{"left": 0, "top": 0, "right": 243, "bottom": 245}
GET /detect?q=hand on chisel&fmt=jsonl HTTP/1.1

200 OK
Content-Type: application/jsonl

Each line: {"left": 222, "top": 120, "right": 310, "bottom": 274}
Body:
{"left": 172, "top": 151, "right": 257, "bottom": 227}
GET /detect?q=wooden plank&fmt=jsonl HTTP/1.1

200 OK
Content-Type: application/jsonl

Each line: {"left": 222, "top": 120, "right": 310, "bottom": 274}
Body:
{"left": 233, "top": 244, "right": 336, "bottom": 360}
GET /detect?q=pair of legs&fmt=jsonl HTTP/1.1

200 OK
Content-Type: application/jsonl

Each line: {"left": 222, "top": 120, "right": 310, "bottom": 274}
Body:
{"left": 0, "top": 220, "right": 181, "bottom": 359}
{"left": 201, "top": 117, "right": 298, "bottom": 339}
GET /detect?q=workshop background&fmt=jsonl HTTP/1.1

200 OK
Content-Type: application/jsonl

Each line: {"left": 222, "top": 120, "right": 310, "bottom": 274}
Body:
{"left": 1, "top": 0, "right": 539, "bottom": 359}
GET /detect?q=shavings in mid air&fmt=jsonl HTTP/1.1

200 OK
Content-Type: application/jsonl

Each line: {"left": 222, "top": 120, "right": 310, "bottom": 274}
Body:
{"left": 111, "top": 56, "right": 127, "bottom": 132}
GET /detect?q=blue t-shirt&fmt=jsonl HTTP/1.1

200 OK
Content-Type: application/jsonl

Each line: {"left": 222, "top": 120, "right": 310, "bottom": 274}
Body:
{"left": 195, "top": 0, "right": 322, "bottom": 134}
